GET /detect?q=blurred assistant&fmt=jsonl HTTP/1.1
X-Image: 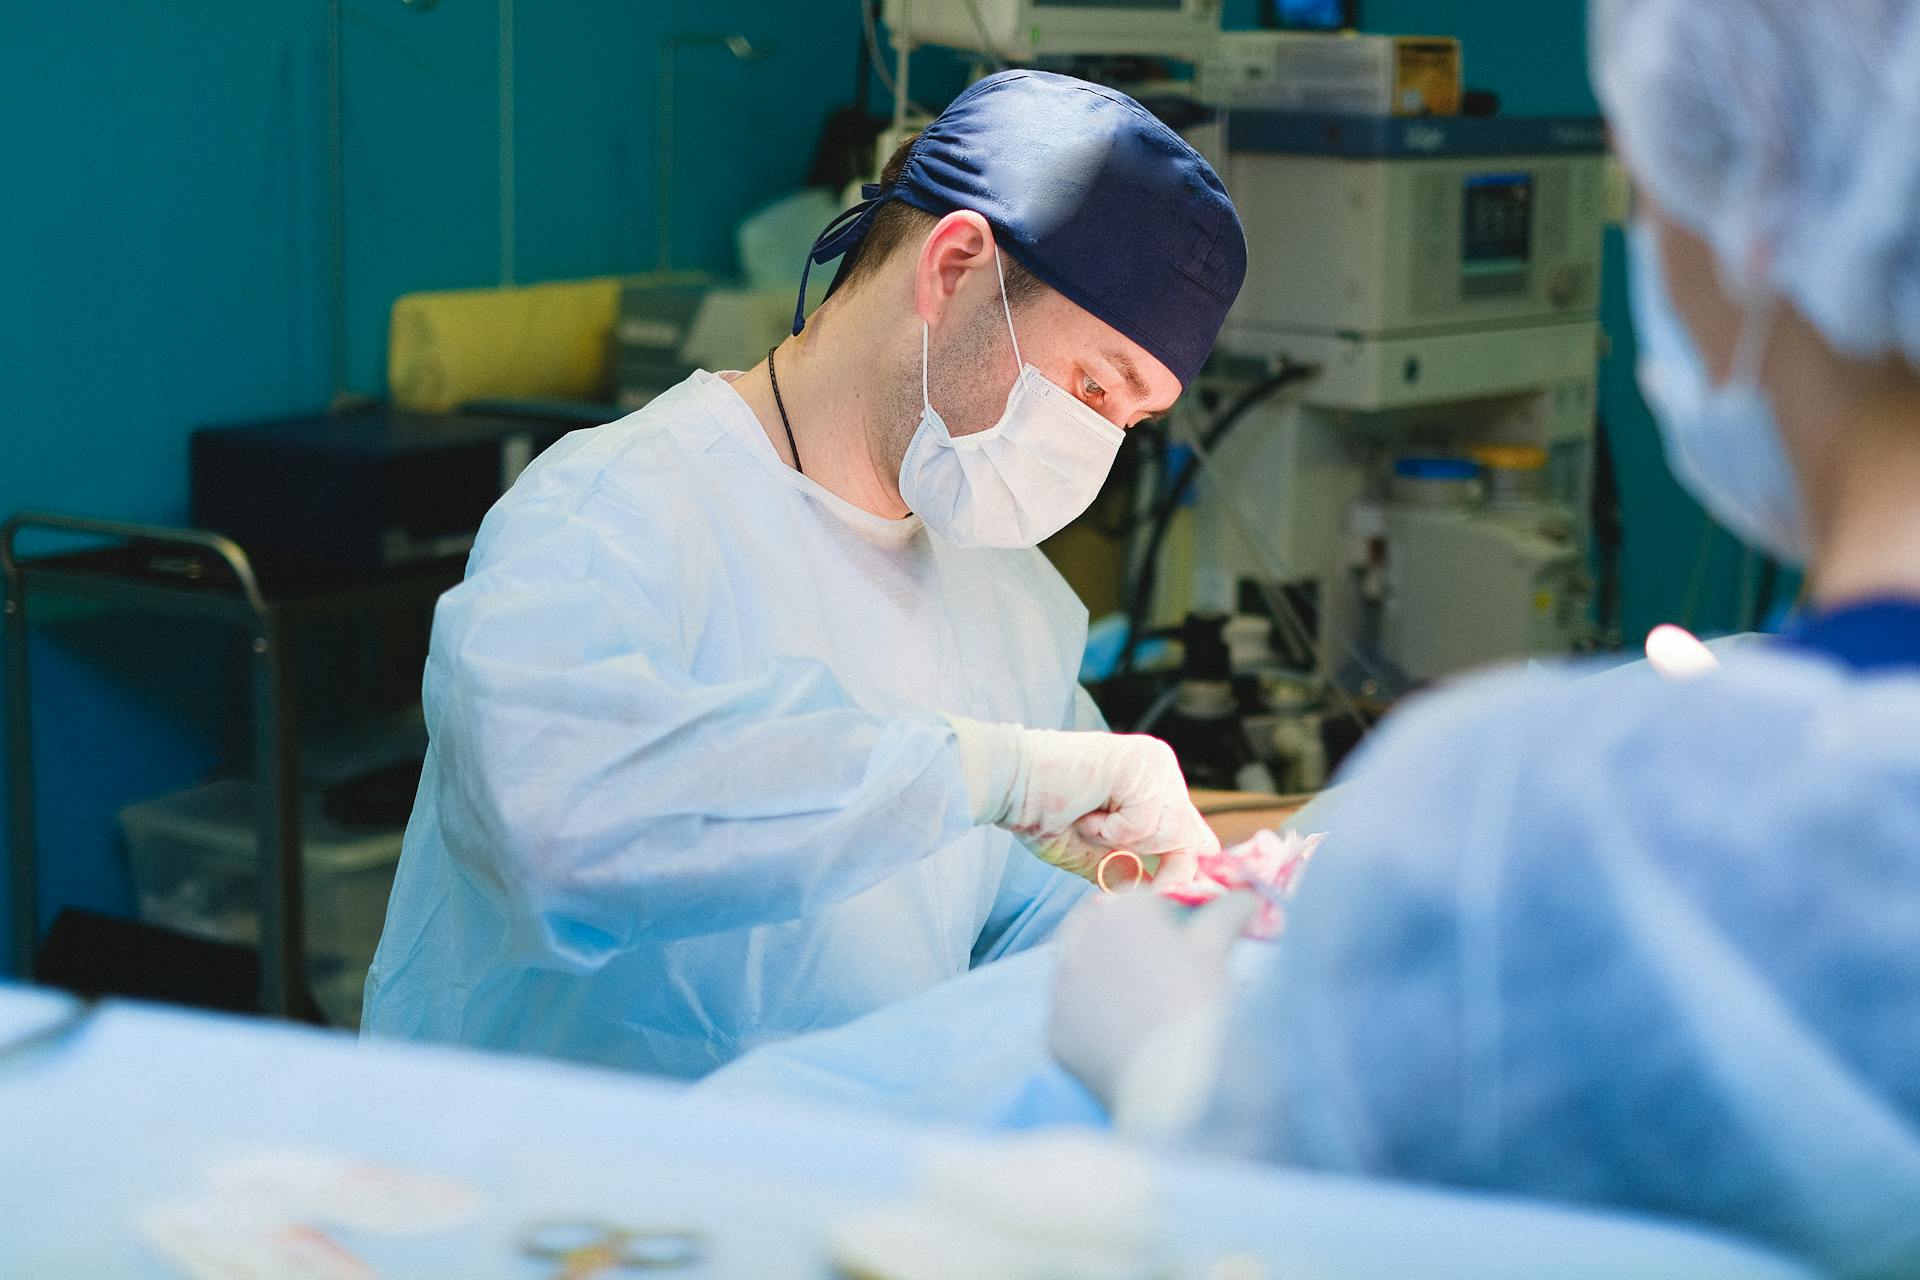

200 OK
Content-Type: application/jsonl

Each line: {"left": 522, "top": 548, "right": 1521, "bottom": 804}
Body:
{"left": 1046, "top": 4, "right": 1920, "bottom": 1274}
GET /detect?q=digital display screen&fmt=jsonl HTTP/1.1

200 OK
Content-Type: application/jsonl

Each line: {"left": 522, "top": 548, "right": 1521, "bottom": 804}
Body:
{"left": 1462, "top": 172, "right": 1534, "bottom": 274}
{"left": 1268, "top": 0, "right": 1352, "bottom": 30}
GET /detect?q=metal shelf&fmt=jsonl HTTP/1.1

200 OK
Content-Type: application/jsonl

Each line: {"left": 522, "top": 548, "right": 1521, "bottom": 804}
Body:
{"left": 3, "top": 511, "right": 460, "bottom": 1018}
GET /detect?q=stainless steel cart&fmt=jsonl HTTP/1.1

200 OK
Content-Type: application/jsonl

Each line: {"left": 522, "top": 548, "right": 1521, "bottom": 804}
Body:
{"left": 3, "top": 512, "right": 459, "bottom": 1017}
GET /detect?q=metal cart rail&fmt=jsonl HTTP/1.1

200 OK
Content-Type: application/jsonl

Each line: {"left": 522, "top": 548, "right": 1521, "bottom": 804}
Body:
{"left": 3, "top": 512, "right": 459, "bottom": 1017}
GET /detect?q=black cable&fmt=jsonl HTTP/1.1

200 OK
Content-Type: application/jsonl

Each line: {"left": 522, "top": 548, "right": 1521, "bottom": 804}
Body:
{"left": 854, "top": 3, "right": 874, "bottom": 107}
{"left": 1118, "top": 361, "right": 1319, "bottom": 677}
{"left": 766, "top": 345, "right": 804, "bottom": 475}
{"left": 1751, "top": 556, "right": 1781, "bottom": 632}
{"left": 1590, "top": 412, "right": 1625, "bottom": 644}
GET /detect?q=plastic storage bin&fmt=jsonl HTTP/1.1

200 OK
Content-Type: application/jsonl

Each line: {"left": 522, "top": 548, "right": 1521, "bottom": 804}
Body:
{"left": 120, "top": 779, "right": 403, "bottom": 1027}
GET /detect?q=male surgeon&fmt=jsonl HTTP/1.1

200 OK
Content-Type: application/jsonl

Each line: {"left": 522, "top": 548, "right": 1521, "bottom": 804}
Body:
{"left": 363, "top": 70, "right": 1249, "bottom": 1077}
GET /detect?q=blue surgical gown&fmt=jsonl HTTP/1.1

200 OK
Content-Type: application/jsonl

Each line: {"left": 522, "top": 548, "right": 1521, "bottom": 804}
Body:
{"left": 1197, "top": 602, "right": 1920, "bottom": 1277}
{"left": 362, "top": 371, "right": 1092, "bottom": 1077}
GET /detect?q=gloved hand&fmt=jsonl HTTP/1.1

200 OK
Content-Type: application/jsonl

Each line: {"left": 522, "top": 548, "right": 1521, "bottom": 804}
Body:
{"left": 1048, "top": 890, "right": 1257, "bottom": 1119}
{"left": 947, "top": 716, "right": 1219, "bottom": 886}
{"left": 1157, "top": 829, "right": 1326, "bottom": 940}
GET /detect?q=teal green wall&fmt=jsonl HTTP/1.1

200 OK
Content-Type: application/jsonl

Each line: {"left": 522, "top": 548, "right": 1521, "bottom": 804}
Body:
{"left": 0, "top": 1, "right": 1760, "bottom": 976}
{"left": 0, "top": 1, "right": 889, "bottom": 974}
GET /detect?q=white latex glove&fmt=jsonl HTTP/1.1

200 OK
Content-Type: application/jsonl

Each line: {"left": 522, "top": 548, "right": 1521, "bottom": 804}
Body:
{"left": 1048, "top": 890, "right": 1257, "bottom": 1118}
{"left": 947, "top": 716, "right": 1220, "bottom": 886}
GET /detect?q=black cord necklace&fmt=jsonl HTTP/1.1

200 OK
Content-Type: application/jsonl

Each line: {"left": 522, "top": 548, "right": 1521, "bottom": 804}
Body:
{"left": 766, "top": 345, "right": 803, "bottom": 476}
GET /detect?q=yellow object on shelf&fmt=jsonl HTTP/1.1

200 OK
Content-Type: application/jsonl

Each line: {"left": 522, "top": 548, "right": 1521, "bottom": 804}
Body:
{"left": 1197, "top": 31, "right": 1463, "bottom": 117}
{"left": 388, "top": 276, "right": 635, "bottom": 412}
{"left": 1471, "top": 444, "right": 1549, "bottom": 472}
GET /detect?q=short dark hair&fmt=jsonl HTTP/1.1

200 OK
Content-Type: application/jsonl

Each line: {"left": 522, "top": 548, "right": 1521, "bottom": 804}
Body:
{"left": 831, "top": 134, "right": 1047, "bottom": 307}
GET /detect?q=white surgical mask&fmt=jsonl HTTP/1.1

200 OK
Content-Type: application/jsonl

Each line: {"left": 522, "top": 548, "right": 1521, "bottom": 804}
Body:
{"left": 898, "top": 243, "right": 1125, "bottom": 549}
{"left": 1627, "top": 220, "right": 1809, "bottom": 564}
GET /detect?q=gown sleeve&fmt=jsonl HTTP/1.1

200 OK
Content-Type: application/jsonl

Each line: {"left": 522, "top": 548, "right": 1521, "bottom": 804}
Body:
{"left": 424, "top": 484, "right": 978, "bottom": 971}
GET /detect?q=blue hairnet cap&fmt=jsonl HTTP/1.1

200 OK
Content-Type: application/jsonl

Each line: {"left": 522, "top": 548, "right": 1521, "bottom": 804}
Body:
{"left": 796, "top": 70, "right": 1247, "bottom": 388}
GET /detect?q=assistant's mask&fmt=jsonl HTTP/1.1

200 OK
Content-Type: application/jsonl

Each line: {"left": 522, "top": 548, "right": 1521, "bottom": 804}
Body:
{"left": 898, "top": 240, "right": 1125, "bottom": 549}
{"left": 1627, "top": 220, "right": 1809, "bottom": 564}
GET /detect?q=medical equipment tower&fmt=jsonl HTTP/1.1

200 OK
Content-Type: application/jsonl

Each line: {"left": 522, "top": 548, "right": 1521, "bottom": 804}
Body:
{"left": 1189, "top": 113, "right": 1610, "bottom": 684}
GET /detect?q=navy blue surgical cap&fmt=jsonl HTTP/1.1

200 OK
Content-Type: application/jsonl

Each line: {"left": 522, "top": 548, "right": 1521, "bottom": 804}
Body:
{"left": 794, "top": 70, "right": 1247, "bottom": 389}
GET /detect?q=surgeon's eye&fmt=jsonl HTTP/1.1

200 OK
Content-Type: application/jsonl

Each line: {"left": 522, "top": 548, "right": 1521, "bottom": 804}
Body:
{"left": 1081, "top": 374, "right": 1105, "bottom": 402}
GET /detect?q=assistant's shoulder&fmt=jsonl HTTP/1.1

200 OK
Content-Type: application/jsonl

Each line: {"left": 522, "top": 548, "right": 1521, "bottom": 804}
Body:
{"left": 1334, "top": 644, "right": 1814, "bottom": 784}
{"left": 1326, "top": 652, "right": 1735, "bottom": 822}
{"left": 1312, "top": 643, "right": 1909, "bottom": 881}
{"left": 1329, "top": 661, "right": 1577, "bottom": 792}
{"left": 1298, "top": 655, "right": 1692, "bottom": 892}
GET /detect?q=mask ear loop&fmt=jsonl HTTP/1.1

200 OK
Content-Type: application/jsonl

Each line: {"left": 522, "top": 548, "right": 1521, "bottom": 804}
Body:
{"left": 1720, "top": 240, "right": 1778, "bottom": 391}
{"left": 1727, "top": 297, "right": 1778, "bottom": 390}
{"left": 988, "top": 235, "right": 1023, "bottom": 374}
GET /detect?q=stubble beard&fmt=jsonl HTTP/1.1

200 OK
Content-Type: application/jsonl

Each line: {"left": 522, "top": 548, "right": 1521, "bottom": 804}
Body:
{"left": 872, "top": 297, "right": 1012, "bottom": 501}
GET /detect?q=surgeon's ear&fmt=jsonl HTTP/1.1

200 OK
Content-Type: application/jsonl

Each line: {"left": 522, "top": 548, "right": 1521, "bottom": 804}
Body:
{"left": 914, "top": 210, "right": 996, "bottom": 331}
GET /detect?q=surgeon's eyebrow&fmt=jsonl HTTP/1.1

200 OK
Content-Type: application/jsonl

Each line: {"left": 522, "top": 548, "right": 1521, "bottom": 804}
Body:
{"left": 1102, "top": 348, "right": 1151, "bottom": 403}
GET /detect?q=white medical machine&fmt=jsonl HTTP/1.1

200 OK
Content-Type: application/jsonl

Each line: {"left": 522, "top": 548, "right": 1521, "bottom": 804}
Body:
{"left": 1181, "top": 113, "right": 1610, "bottom": 683}
{"left": 869, "top": 5, "right": 1612, "bottom": 687}
{"left": 879, "top": 0, "right": 1223, "bottom": 61}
